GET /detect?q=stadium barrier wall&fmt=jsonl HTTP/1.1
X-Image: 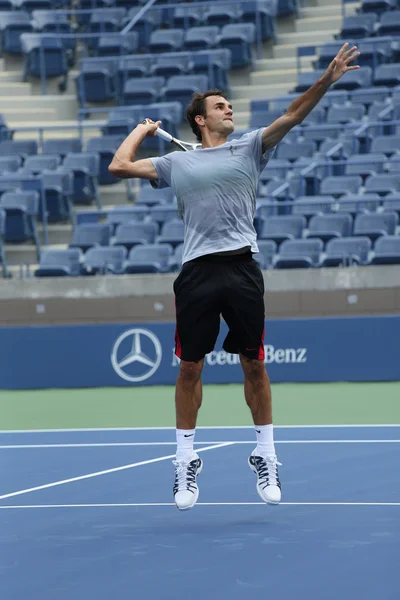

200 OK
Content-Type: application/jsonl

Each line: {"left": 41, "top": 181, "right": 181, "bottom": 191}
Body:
{"left": 1, "top": 315, "right": 399, "bottom": 389}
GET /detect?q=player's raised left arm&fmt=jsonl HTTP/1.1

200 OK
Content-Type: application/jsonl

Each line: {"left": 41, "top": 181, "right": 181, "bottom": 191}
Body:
{"left": 261, "top": 43, "right": 360, "bottom": 151}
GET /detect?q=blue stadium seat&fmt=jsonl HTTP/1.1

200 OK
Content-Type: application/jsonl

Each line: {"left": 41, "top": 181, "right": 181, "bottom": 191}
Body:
{"left": 24, "top": 155, "right": 60, "bottom": 173}
{"left": 124, "top": 243, "right": 173, "bottom": 273}
{"left": 35, "top": 248, "right": 82, "bottom": 277}
{"left": 204, "top": 4, "right": 243, "bottom": 27}
{"left": 241, "top": 1, "right": 275, "bottom": 41}
{"left": 302, "top": 106, "right": 325, "bottom": 125}
{"left": 387, "top": 156, "right": 400, "bottom": 173}
{"left": 292, "top": 196, "right": 335, "bottom": 218}
{"left": 337, "top": 193, "right": 381, "bottom": 216}
{"left": 69, "top": 223, "right": 112, "bottom": 253}
{"left": 0, "top": 207, "right": 7, "bottom": 278}
{"left": 327, "top": 104, "right": 366, "bottom": 124}
{"left": 374, "top": 64, "right": 400, "bottom": 88}
{"left": 137, "top": 184, "right": 174, "bottom": 206}
{"left": 82, "top": 246, "right": 127, "bottom": 275}
{"left": 163, "top": 74, "right": 208, "bottom": 108}
{"left": 63, "top": 153, "right": 100, "bottom": 207}
{"left": 123, "top": 76, "right": 165, "bottom": 106}
{"left": 333, "top": 66, "right": 372, "bottom": 90}
{"left": 301, "top": 124, "right": 342, "bottom": 144}
{"left": 351, "top": 87, "right": 390, "bottom": 107}
{"left": 316, "top": 41, "right": 350, "bottom": 70}
{"left": 254, "top": 240, "right": 277, "bottom": 269}
{"left": 86, "top": 135, "right": 124, "bottom": 185}
{"left": 362, "top": 0, "right": 396, "bottom": 14}
{"left": 174, "top": 7, "right": 203, "bottom": 29}
{"left": 353, "top": 211, "right": 398, "bottom": 241}
{"left": 184, "top": 26, "right": 220, "bottom": 51}
{"left": 259, "top": 215, "right": 305, "bottom": 244}
{"left": 370, "top": 235, "right": 400, "bottom": 264}
{"left": 0, "top": 140, "right": 37, "bottom": 159}
{"left": 377, "top": 9, "right": 400, "bottom": 36}
{"left": 322, "top": 236, "right": 371, "bottom": 267}
{"left": 277, "top": 0, "right": 297, "bottom": 16}
{"left": 345, "top": 153, "right": 386, "bottom": 177}
{"left": 250, "top": 110, "right": 283, "bottom": 129}
{"left": 340, "top": 14, "right": 378, "bottom": 39}
{"left": 191, "top": 50, "right": 231, "bottom": 90}
{"left": 365, "top": 174, "right": 400, "bottom": 195}
{"left": 151, "top": 54, "right": 193, "bottom": 78}
{"left": 320, "top": 175, "right": 362, "bottom": 198}
{"left": 0, "top": 12, "right": 33, "bottom": 55}
{"left": 96, "top": 32, "right": 138, "bottom": 57}
{"left": 0, "top": 190, "right": 39, "bottom": 244}
{"left": 370, "top": 135, "right": 400, "bottom": 156}
{"left": 306, "top": 213, "right": 353, "bottom": 243}
{"left": 148, "top": 29, "right": 185, "bottom": 53}
{"left": 117, "top": 55, "right": 154, "bottom": 92}
{"left": 218, "top": 23, "right": 255, "bottom": 68}
{"left": 42, "top": 138, "right": 82, "bottom": 157}
{"left": 276, "top": 141, "right": 317, "bottom": 161}
{"left": 87, "top": 9, "right": 127, "bottom": 50}
{"left": 102, "top": 106, "right": 140, "bottom": 136}
{"left": 112, "top": 222, "right": 158, "bottom": 250}
{"left": 382, "top": 194, "right": 400, "bottom": 215}
{"left": 21, "top": 34, "right": 69, "bottom": 81}
{"left": 19, "top": 0, "right": 52, "bottom": 12}
{"left": 295, "top": 70, "right": 325, "bottom": 93}
{"left": 41, "top": 169, "right": 73, "bottom": 222}
{"left": 259, "top": 159, "right": 290, "bottom": 184}
{"left": 149, "top": 204, "right": 180, "bottom": 227}
{"left": 275, "top": 239, "right": 323, "bottom": 269}
{"left": 76, "top": 59, "right": 118, "bottom": 105}
{"left": 156, "top": 218, "right": 184, "bottom": 248}
{"left": 106, "top": 206, "right": 149, "bottom": 233}
{"left": 31, "top": 10, "right": 75, "bottom": 63}
{"left": 124, "top": 7, "right": 160, "bottom": 51}
{"left": 0, "top": 156, "right": 22, "bottom": 173}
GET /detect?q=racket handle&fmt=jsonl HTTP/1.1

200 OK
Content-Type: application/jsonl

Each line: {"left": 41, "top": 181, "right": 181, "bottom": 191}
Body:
{"left": 141, "top": 119, "right": 173, "bottom": 143}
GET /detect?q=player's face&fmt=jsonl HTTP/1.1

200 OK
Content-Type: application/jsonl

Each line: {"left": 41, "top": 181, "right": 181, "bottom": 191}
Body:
{"left": 203, "top": 96, "right": 234, "bottom": 135}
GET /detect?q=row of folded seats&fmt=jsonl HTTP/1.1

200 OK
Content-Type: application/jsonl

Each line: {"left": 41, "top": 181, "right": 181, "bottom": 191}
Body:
{"left": 340, "top": 11, "right": 400, "bottom": 39}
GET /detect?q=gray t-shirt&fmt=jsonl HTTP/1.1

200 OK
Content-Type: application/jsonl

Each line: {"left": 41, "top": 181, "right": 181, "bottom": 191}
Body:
{"left": 149, "top": 127, "right": 274, "bottom": 264}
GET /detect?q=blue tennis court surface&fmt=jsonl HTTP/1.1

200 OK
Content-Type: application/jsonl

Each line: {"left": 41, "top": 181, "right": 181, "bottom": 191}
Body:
{"left": 1, "top": 426, "right": 399, "bottom": 600}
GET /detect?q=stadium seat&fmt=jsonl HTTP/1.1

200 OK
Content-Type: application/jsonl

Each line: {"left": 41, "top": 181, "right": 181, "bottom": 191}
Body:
{"left": 149, "top": 204, "right": 180, "bottom": 227}
{"left": 0, "top": 207, "right": 8, "bottom": 278}
{"left": 0, "top": 190, "right": 39, "bottom": 244}
{"left": 69, "top": 223, "right": 112, "bottom": 252}
{"left": 0, "top": 140, "right": 38, "bottom": 159}
{"left": 336, "top": 193, "right": 381, "bottom": 216}
{"left": 174, "top": 7, "right": 203, "bottom": 29}
{"left": 320, "top": 175, "right": 362, "bottom": 198}
{"left": 382, "top": 193, "right": 400, "bottom": 215}
{"left": 123, "top": 76, "right": 165, "bottom": 106}
{"left": 327, "top": 104, "right": 365, "bottom": 124}
{"left": 241, "top": 1, "right": 275, "bottom": 41}
{"left": 292, "top": 196, "right": 335, "bottom": 219}
{"left": 340, "top": 14, "right": 378, "bottom": 39}
{"left": 151, "top": 54, "right": 193, "bottom": 78}
{"left": 259, "top": 159, "right": 290, "bottom": 184}
{"left": 87, "top": 8, "right": 127, "bottom": 50}
{"left": 96, "top": 32, "right": 138, "bottom": 57}
{"left": 148, "top": 29, "right": 185, "bottom": 53}
{"left": 204, "top": 4, "right": 243, "bottom": 27}
{"left": 218, "top": 23, "right": 255, "bottom": 68}
{"left": 21, "top": 34, "right": 69, "bottom": 82}
{"left": 106, "top": 206, "right": 149, "bottom": 233}
{"left": 258, "top": 215, "right": 305, "bottom": 244}
{"left": 254, "top": 240, "right": 277, "bottom": 269}
{"left": 250, "top": 110, "right": 284, "bottom": 130}
{"left": 156, "top": 218, "right": 184, "bottom": 248}
{"left": 86, "top": 136, "right": 124, "bottom": 185}
{"left": 345, "top": 153, "right": 386, "bottom": 177}
{"left": 42, "top": 139, "right": 82, "bottom": 157}
{"left": 364, "top": 174, "right": 400, "bottom": 195}
{"left": 124, "top": 243, "right": 173, "bottom": 273}
{"left": 322, "top": 236, "right": 371, "bottom": 267}
{"left": 35, "top": 248, "right": 82, "bottom": 277}
{"left": 191, "top": 50, "right": 231, "bottom": 90}
{"left": 63, "top": 153, "right": 100, "bottom": 207}
{"left": 76, "top": 59, "right": 118, "bottom": 105}
{"left": 184, "top": 26, "right": 220, "bottom": 51}
{"left": 295, "top": 70, "right": 326, "bottom": 93}
{"left": 82, "top": 246, "right": 127, "bottom": 275}
{"left": 277, "top": 0, "right": 297, "bottom": 16}
{"left": 333, "top": 66, "right": 372, "bottom": 90}
{"left": 357, "top": 37, "right": 393, "bottom": 69}
{"left": 116, "top": 55, "right": 154, "bottom": 92}
{"left": 370, "top": 135, "right": 400, "bottom": 156}
{"left": 112, "top": 222, "right": 158, "bottom": 250}
{"left": 124, "top": 7, "right": 161, "bottom": 51}
{"left": 274, "top": 239, "right": 323, "bottom": 269}
{"left": 19, "top": 0, "right": 53, "bottom": 13}
{"left": 377, "top": 9, "right": 400, "bottom": 36}
{"left": 137, "top": 185, "right": 174, "bottom": 206}
{"left": 353, "top": 211, "right": 398, "bottom": 241}
{"left": 24, "top": 155, "right": 61, "bottom": 173}
{"left": 276, "top": 141, "right": 317, "bottom": 161}
{"left": 306, "top": 213, "right": 353, "bottom": 243}
{"left": 0, "top": 157, "right": 22, "bottom": 173}
{"left": 163, "top": 74, "right": 208, "bottom": 107}
{"left": 370, "top": 235, "right": 400, "bottom": 264}
{"left": 0, "top": 12, "right": 33, "bottom": 55}
{"left": 316, "top": 42, "right": 353, "bottom": 70}
{"left": 374, "top": 64, "right": 400, "bottom": 88}
{"left": 362, "top": 0, "right": 396, "bottom": 14}
{"left": 41, "top": 169, "right": 73, "bottom": 222}
{"left": 351, "top": 87, "right": 390, "bottom": 107}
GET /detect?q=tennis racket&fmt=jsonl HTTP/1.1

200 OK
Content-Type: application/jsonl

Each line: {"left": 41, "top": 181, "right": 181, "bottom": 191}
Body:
{"left": 141, "top": 119, "right": 200, "bottom": 152}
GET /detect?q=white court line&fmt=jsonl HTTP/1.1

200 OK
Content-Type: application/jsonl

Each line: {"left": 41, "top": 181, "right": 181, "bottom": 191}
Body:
{"left": 1, "top": 424, "right": 399, "bottom": 433}
{"left": 0, "top": 442, "right": 233, "bottom": 501}
{"left": 0, "top": 502, "right": 399, "bottom": 509}
{"left": 1, "top": 439, "right": 400, "bottom": 449}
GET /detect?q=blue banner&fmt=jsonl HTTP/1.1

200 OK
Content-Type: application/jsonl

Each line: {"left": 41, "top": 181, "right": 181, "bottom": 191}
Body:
{"left": 1, "top": 316, "right": 399, "bottom": 389}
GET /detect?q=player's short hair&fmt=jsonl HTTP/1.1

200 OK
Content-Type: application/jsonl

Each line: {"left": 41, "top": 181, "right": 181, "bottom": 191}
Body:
{"left": 186, "top": 89, "right": 229, "bottom": 142}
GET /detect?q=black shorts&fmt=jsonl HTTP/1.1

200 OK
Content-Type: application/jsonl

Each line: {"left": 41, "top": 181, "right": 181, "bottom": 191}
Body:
{"left": 173, "top": 252, "right": 265, "bottom": 362}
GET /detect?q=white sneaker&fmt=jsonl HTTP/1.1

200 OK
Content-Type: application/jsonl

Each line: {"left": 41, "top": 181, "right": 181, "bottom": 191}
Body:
{"left": 248, "top": 450, "right": 282, "bottom": 505}
{"left": 173, "top": 455, "right": 203, "bottom": 511}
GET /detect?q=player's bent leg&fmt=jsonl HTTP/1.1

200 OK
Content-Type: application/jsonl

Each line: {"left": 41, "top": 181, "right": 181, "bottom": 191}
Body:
{"left": 240, "top": 355, "right": 282, "bottom": 505}
{"left": 173, "top": 359, "right": 204, "bottom": 511}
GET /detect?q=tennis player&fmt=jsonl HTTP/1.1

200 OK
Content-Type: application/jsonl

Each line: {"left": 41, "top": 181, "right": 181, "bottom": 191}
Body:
{"left": 109, "top": 43, "right": 360, "bottom": 511}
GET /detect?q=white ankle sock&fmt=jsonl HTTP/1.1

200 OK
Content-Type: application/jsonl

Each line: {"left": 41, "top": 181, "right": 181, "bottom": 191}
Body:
{"left": 176, "top": 429, "right": 196, "bottom": 462}
{"left": 255, "top": 424, "right": 275, "bottom": 458}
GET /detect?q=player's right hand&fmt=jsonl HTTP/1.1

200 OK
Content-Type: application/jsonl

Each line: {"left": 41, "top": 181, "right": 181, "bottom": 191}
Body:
{"left": 139, "top": 118, "right": 162, "bottom": 137}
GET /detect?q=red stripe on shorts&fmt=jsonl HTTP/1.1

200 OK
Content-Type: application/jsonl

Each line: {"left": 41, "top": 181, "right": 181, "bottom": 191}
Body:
{"left": 258, "top": 326, "right": 265, "bottom": 361}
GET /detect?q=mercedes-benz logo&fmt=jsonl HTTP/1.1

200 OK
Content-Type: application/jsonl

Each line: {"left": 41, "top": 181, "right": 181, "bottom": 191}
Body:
{"left": 111, "top": 328, "right": 162, "bottom": 382}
